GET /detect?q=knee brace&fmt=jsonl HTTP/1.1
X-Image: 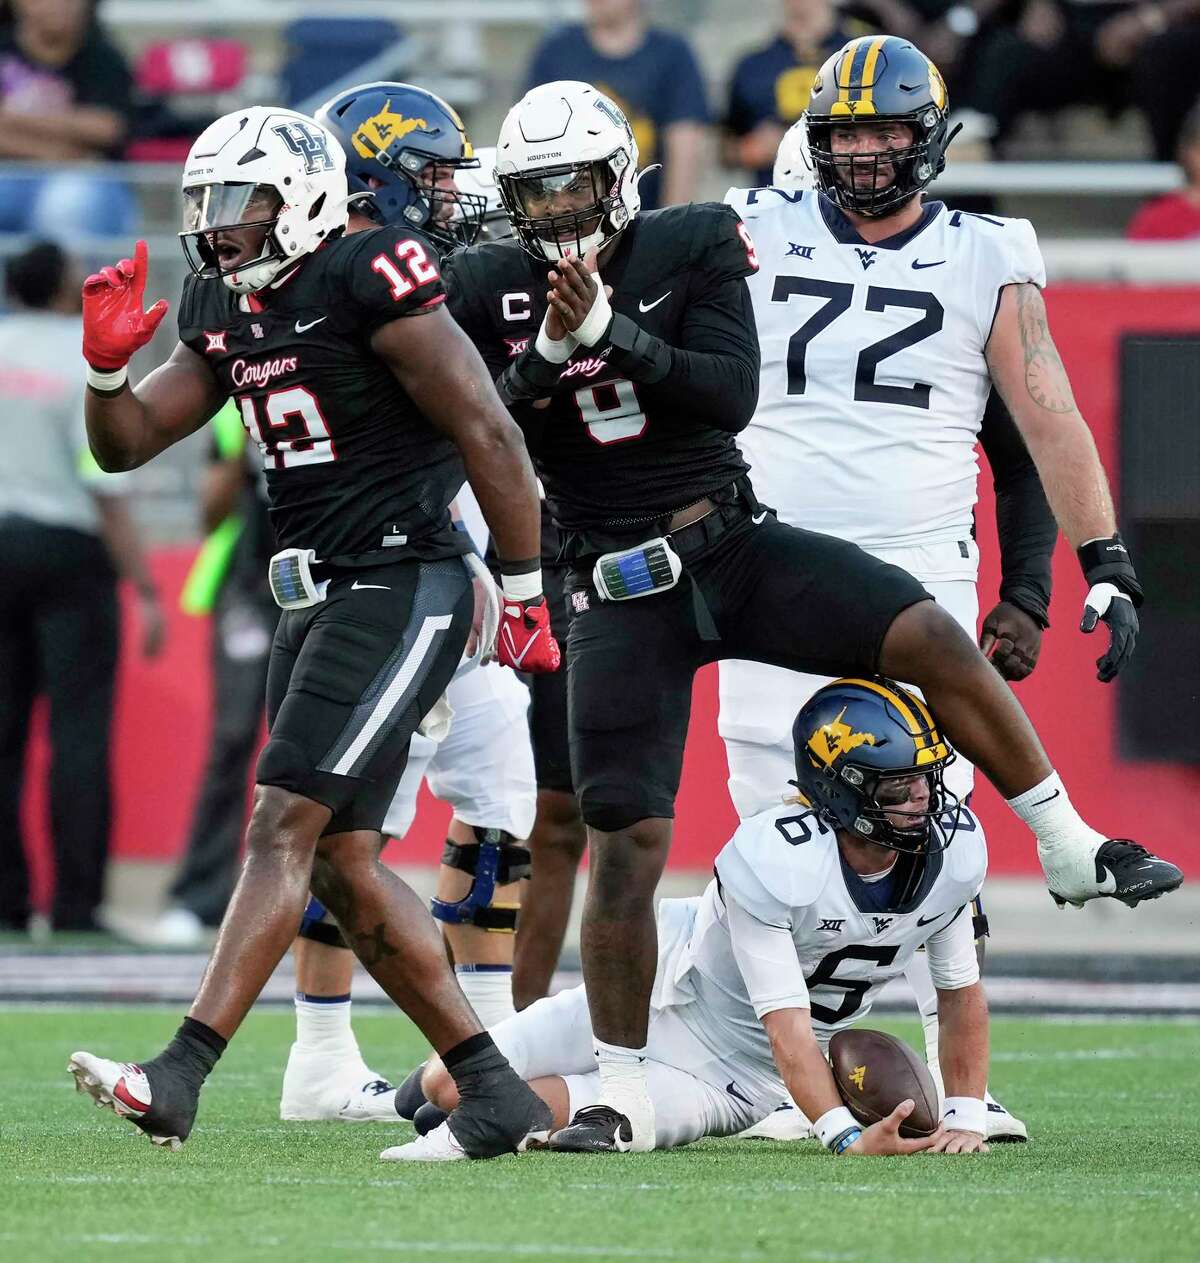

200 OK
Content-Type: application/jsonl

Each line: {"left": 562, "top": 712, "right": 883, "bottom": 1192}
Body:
{"left": 972, "top": 894, "right": 989, "bottom": 971}
{"left": 298, "top": 895, "right": 349, "bottom": 950}
{"left": 430, "top": 827, "right": 531, "bottom": 933}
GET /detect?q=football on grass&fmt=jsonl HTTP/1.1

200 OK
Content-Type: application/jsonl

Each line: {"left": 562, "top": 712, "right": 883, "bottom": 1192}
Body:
{"left": 829, "top": 1028, "right": 940, "bottom": 1137}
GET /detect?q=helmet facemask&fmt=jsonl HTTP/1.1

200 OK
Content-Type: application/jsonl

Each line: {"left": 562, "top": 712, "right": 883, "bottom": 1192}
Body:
{"left": 497, "top": 151, "right": 631, "bottom": 263}
{"left": 806, "top": 108, "right": 950, "bottom": 218}
{"left": 842, "top": 762, "right": 961, "bottom": 855}
{"left": 180, "top": 182, "right": 290, "bottom": 293}
{"left": 358, "top": 145, "right": 487, "bottom": 251}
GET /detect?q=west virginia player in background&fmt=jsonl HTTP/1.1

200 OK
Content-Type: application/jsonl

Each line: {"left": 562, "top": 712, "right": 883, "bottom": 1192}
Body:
{"left": 396, "top": 680, "right": 991, "bottom": 1159}
{"left": 274, "top": 83, "right": 540, "bottom": 1124}
{"left": 443, "top": 77, "right": 1180, "bottom": 1154}
{"left": 67, "top": 105, "right": 559, "bottom": 1157}
{"left": 728, "top": 101, "right": 1054, "bottom": 1145}
{"left": 721, "top": 36, "right": 1178, "bottom": 1139}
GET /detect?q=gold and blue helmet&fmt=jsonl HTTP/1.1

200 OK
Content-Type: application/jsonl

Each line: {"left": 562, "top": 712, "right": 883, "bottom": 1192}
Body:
{"left": 805, "top": 36, "right": 954, "bottom": 217}
{"left": 792, "top": 677, "right": 960, "bottom": 854}
{"left": 315, "top": 81, "right": 485, "bottom": 252}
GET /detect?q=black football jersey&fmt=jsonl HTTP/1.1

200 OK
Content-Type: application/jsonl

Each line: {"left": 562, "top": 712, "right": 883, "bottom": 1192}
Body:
{"left": 178, "top": 225, "right": 466, "bottom": 559}
{"left": 443, "top": 202, "right": 759, "bottom": 536}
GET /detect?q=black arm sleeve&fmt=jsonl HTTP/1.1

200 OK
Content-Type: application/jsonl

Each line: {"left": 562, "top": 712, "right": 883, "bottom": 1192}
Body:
{"left": 979, "top": 389, "right": 1057, "bottom": 628}
{"left": 602, "top": 273, "right": 760, "bottom": 433}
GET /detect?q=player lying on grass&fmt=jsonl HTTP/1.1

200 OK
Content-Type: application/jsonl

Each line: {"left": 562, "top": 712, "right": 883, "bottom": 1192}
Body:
{"left": 390, "top": 677, "right": 993, "bottom": 1159}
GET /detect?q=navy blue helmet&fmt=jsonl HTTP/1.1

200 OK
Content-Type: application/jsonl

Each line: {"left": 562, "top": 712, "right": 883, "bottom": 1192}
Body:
{"left": 315, "top": 81, "right": 485, "bottom": 251}
{"left": 805, "top": 36, "right": 954, "bottom": 217}
{"left": 791, "top": 677, "right": 960, "bottom": 855}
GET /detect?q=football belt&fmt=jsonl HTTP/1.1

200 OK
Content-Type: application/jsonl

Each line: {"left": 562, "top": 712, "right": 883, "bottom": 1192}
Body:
{"left": 430, "top": 829, "right": 531, "bottom": 933}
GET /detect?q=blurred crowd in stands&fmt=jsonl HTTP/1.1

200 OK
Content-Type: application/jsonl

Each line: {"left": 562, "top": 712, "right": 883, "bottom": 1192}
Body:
{"left": 1, "top": 0, "right": 1197, "bottom": 938}
{"left": 0, "top": 0, "right": 1194, "bottom": 242}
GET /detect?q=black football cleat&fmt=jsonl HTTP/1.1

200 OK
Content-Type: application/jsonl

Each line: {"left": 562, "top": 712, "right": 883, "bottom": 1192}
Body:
{"left": 548, "top": 1104, "right": 635, "bottom": 1153}
{"left": 68, "top": 1051, "right": 199, "bottom": 1150}
{"left": 1049, "top": 840, "right": 1183, "bottom": 909}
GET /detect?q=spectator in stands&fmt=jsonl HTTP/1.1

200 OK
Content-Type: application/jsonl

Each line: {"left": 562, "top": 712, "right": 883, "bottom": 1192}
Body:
{"left": 0, "top": 241, "right": 163, "bottom": 934}
{"left": 132, "top": 407, "right": 277, "bottom": 947}
{"left": 1127, "top": 103, "right": 1200, "bottom": 239}
{"left": 524, "top": 0, "right": 709, "bottom": 209}
{"left": 0, "top": 0, "right": 138, "bottom": 236}
{"left": 723, "top": 0, "right": 879, "bottom": 187}
{"left": 968, "top": 0, "right": 1200, "bottom": 160}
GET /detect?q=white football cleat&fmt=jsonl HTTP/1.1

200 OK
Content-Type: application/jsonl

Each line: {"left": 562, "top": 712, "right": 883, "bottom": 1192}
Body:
{"left": 280, "top": 1044, "right": 397, "bottom": 1122}
{"left": 736, "top": 1100, "right": 814, "bottom": 1141}
{"left": 984, "top": 1094, "right": 1028, "bottom": 1143}
{"left": 380, "top": 1120, "right": 467, "bottom": 1162}
{"left": 67, "top": 1051, "right": 183, "bottom": 1151}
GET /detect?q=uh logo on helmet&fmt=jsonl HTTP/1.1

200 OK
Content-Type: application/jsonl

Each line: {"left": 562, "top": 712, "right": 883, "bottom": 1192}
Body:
{"left": 495, "top": 80, "right": 642, "bottom": 262}
{"left": 180, "top": 106, "right": 350, "bottom": 294}
{"left": 805, "top": 35, "right": 955, "bottom": 218}
{"left": 791, "top": 677, "right": 960, "bottom": 855}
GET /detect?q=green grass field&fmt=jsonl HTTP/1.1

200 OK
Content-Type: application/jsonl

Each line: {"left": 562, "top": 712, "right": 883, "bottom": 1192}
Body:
{"left": 2, "top": 1006, "right": 1198, "bottom": 1263}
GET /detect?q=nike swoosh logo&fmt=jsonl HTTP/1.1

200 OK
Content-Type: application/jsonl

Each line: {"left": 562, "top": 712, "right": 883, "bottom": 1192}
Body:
{"left": 1031, "top": 789, "right": 1061, "bottom": 807}
{"left": 917, "top": 903, "right": 967, "bottom": 928}
{"left": 751, "top": 511, "right": 767, "bottom": 525}
{"left": 726, "top": 1081, "right": 754, "bottom": 1107}
{"left": 638, "top": 292, "right": 671, "bottom": 313}
{"left": 500, "top": 623, "right": 541, "bottom": 668}
{"left": 351, "top": 581, "right": 390, "bottom": 591}
{"left": 911, "top": 259, "right": 946, "bottom": 270}
{"left": 295, "top": 316, "right": 328, "bottom": 333}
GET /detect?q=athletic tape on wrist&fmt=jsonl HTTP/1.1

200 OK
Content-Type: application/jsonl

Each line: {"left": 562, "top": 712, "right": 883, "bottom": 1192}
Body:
{"left": 943, "top": 1095, "right": 988, "bottom": 1135}
{"left": 814, "top": 1105, "right": 860, "bottom": 1151}
{"left": 535, "top": 315, "right": 577, "bottom": 364}
{"left": 500, "top": 570, "right": 543, "bottom": 602}
{"left": 574, "top": 273, "right": 612, "bottom": 347}
{"left": 86, "top": 363, "right": 128, "bottom": 392}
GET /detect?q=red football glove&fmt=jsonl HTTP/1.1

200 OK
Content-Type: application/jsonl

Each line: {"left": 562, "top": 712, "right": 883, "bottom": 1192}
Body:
{"left": 82, "top": 239, "right": 170, "bottom": 371}
{"left": 496, "top": 595, "right": 561, "bottom": 674}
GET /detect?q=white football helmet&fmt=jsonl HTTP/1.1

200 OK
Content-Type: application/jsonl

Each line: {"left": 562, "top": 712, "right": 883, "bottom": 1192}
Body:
{"left": 773, "top": 118, "right": 816, "bottom": 192}
{"left": 495, "top": 81, "right": 640, "bottom": 262}
{"left": 180, "top": 106, "right": 350, "bottom": 293}
{"left": 453, "top": 146, "right": 512, "bottom": 241}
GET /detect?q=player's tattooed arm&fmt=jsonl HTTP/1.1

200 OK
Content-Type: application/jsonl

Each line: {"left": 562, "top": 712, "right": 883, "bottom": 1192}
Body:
{"left": 86, "top": 340, "right": 225, "bottom": 471}
{"left": 372, "top": 307, "right": 542, "bottom": 563}
{"left": 985, "top": 283, "right": 1118, "bottom": 548}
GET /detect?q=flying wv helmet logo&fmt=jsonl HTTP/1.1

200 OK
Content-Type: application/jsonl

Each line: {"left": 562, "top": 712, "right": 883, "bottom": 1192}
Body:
{"left": 848, "top": 1064, "right": 867, "bottom": 1091}
{"left": 352, "top": 102, "right": 429, "bottom": 162}
{"left": 808, "top": 707, "right": 877, "bottom": 767}
{"left": 855, "top": 248, "right": 877, "bottom": 271}
{"left": 273, "top": 121, "right": 334, "bottom": 175}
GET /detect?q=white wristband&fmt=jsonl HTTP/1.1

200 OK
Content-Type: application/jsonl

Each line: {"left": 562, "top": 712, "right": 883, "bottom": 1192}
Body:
{"left": 86, "top": 363, "right": 128, "bottom": 392}
{"left": 500, "top": 569, "right": 543, "bottom": 603}
{"left": 574, "top": 272, "right": 612, "bottom": 347}
{"left": 943, "top": 1096, "right": 988, "bottom": 1135}
{"left": 813, "top": 1106, "right": 860, "bottom": 1151}
{"left": 534, "top": 315, "right": 577, "bottom": 364}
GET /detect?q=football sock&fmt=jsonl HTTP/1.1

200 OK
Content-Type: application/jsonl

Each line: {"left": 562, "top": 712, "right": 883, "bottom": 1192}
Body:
{"left": 1006, "top": 772, "right": 1105, "bottom": 851}
{"left": 293, "top": 992, "right": 358, "bottom": 1054}
{"left": 148, "top": 1016, "right": 226, "bottom": 1090}
{"left": 595, "top": 1038, "right": 649, "bottom": 1106}
{"left": 454, "top": 964, "right": 515, "bottom": 1028}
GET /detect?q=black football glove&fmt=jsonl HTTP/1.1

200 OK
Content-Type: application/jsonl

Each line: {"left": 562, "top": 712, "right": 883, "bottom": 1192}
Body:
{"left": 1077, "top": 533, "right": 1143, "bottom": 683}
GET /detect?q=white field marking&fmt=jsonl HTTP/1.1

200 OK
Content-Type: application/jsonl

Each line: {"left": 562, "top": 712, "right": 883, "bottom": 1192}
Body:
{"left": 0, "top": 1232, "right": 847, "bottom": 1262}
{"left": 989, "top": 1047, "right": 1149, "bottom": 1062}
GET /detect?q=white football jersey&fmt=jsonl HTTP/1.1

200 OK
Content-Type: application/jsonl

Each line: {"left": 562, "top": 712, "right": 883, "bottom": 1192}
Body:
{"left": 726, "top": 188, "right": 1045, "bottom": 552}
{"left": 661, "top": 799, "right": 986, "bottom": 1071}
